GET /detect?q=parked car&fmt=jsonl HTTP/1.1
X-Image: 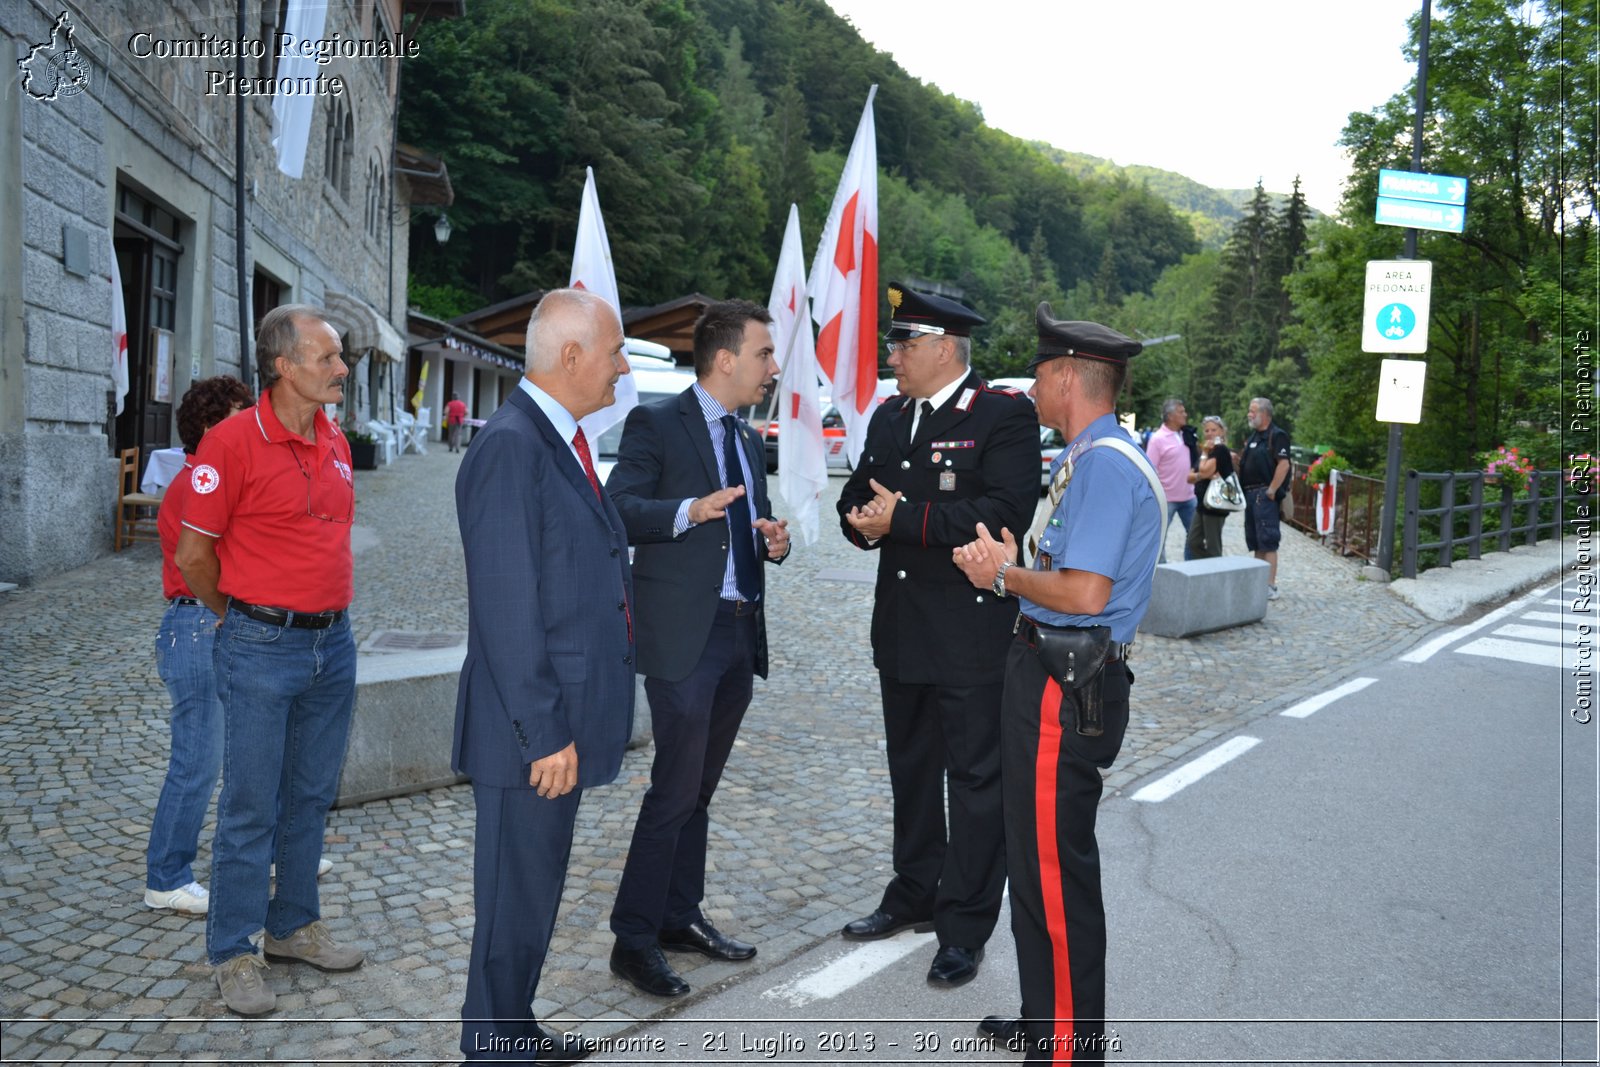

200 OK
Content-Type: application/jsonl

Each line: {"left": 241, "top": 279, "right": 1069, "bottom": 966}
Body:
{"left": 763, "top": 379, "right": 898, "bottom": 473}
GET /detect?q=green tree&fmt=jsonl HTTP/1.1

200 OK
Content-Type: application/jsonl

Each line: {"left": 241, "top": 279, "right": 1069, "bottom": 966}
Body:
{"left": 1291, "top": 0, "right": 1594, "bottom": 473}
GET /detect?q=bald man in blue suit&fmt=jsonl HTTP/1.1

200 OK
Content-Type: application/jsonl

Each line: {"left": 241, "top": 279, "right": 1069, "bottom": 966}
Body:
{"left": 454, "top": 288, "right": 635, "bottom": 1064}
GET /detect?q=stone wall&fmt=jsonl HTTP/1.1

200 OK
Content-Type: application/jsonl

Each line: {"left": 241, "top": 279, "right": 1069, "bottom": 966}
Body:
{"left": 0, "top": 0, "right": 415, "bottom": 584}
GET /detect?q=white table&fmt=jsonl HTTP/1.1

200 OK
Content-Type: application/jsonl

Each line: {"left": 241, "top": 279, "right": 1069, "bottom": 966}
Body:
{"left": 140, "top": 447, "right": 187, "bottom": 495}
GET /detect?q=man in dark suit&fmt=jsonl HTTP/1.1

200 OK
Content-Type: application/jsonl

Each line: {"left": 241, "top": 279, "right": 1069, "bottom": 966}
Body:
{"left": 605, "top": 299, "right": 791, "bottom": 998}
{"left": 454, "top": 288, "right": 636, "bottom": 1063}
{"left": 837, "top": 282, "right": 1039, "bottom": 988}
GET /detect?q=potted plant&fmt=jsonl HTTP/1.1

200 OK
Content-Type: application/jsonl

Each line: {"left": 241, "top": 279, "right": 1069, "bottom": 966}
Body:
{"left": 1303, "top": 449, "right": 1349, "bottom": 486}
{"left": 1478, "top": 445, "right": 1532, "bottom": 493}
{"left": 345, "top": 428, "right": 378, "bottom": 470}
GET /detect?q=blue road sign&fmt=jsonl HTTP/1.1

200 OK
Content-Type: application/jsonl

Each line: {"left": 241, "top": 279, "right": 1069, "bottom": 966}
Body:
{"left": 1376, "top": 195, "right": 1465, "bottom": 234}
{"left": 1376, "top": 302, "right": 1417, "bottom": 341}
{"left": 1378, "top": 168, "right": 1468, "bottom": 206}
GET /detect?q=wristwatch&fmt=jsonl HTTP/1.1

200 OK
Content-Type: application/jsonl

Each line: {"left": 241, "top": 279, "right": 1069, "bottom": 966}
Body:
{"left": 991, "top": 560, "right": 1013, "bottom": 598}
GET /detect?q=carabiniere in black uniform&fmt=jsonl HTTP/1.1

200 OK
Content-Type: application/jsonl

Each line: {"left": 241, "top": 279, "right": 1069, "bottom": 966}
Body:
{"left": 838, "top": 281, "right": 1039, "bottom": 987}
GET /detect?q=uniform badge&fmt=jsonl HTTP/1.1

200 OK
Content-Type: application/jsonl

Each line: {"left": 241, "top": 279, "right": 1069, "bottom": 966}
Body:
{"left": 191, "top": 464, "right": 220, "bottom": 494}
{"left": 939, "top": 470, "right": 956, "bottom": 492}
{"left": 1037, "top": 551, "right": 1053, "bottom": 569}
{"left": 888, "top": 286, "right": 903, "bottom": 309}
{"left": 931, "top": 451, "right": 941, "bottom": 463}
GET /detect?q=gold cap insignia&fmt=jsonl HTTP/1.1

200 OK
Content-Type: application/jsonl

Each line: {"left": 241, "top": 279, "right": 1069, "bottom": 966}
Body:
{"left": 887, "top": 286, "right": 902, "bottom": 309}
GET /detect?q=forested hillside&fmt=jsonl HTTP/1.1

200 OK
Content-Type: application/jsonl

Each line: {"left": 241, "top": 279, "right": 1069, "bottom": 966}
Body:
{"left": 399, "top": 0, "right": 1592, "bottom": 475}
{"left": 398, "top": 0, "right": 1202, "bottom": 376}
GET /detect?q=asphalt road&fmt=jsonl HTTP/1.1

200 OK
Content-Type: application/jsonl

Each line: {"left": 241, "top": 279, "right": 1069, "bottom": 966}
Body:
{"left": 606, "top": 578, "right": 1599, "bottom": 1066}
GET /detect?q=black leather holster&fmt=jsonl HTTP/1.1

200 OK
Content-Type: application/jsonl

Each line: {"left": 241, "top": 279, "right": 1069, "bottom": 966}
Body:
{"left": 1020, "top": 618, "right": 1113, "bottom": 737}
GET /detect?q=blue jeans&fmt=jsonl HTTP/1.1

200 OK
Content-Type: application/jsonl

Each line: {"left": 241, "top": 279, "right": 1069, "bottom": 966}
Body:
{"left": 147, "top": 602, "right": 225, "bottom": 891}
{"left": 1161, "top": 497, "right": 1197, "bottom": 563}
{"left": 205, "top": 608, "right": 356, "bottom": 966}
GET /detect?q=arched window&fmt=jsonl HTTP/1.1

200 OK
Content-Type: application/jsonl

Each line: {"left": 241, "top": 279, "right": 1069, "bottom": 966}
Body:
{"left": 365, "top": 155, "right": 386, "bottom": 240}
{"left": 325, "top": 96, "right": 354, "bottom": 200}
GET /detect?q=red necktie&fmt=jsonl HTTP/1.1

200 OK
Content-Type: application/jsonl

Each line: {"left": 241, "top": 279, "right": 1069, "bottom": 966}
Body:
{"left": 572, "top": 427, "right": 603, "bottom": 499}
{"left": 572, "top": 428, "right": 631, "bottom": 642}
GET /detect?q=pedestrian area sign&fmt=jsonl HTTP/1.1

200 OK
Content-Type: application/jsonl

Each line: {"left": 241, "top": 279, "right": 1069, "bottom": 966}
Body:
{"left": 1362, "top": 260, "right": 1432, "bottom": 354}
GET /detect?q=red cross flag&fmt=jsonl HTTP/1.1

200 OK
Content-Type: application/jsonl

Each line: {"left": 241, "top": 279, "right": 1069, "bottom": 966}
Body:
{"left": 809, "top": 85, "right": 878, "bottom": 469}
{"left": 1315, "top": 469, "right": 1338, "bottom": 537}
{"left": 110, "top": 237, "right": 128, "bottom": 416}
{"left": 768, "top": 204, "right": 826, "bottom": 546}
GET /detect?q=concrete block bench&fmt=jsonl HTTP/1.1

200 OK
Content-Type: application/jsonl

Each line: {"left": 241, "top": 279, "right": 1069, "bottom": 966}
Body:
{"left": 335, "top": 648, "right": 652, "bottom": 807}
{"left": 1140, "top": 557, "right": 1270, "bottom": 639}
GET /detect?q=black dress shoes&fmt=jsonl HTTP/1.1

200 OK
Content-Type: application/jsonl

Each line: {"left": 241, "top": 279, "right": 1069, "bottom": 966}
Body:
{"left": 839, "top": 909, "right": 935, "bottom": 941}
{"left": 659, "top": 919, "right": 756, "bottom": 961}
{"left": 927, "top": 944, "right": 983, "bottom": 987}
{"left": 532, "top": 1023, "right": 595, "bottom": 1065}
{"left": 977, "top": 1015, "right": 1025, "bottom": 1048}
{"left": 609, "top": 943, "right": 690, "bottom": 997}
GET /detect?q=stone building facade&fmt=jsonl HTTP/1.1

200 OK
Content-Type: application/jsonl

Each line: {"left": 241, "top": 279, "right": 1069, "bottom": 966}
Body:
{"left": 0, "top": 0, "right": 454, "bottom": 584}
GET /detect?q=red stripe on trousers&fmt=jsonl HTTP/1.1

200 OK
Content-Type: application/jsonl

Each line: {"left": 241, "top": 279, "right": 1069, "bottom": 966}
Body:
{"left": 1036, "top": 675, "right": 1075, "bottom": 1061}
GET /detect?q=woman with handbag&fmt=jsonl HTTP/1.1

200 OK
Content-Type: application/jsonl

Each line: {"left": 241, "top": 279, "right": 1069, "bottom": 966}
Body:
{"left": 1187, "top": 415, "right": 1242, "bottom": 559}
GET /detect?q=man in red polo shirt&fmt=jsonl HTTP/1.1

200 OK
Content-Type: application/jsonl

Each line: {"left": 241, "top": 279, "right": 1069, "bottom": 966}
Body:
{"left": 176, "top": 305, "right": 362, "bottom": 1016}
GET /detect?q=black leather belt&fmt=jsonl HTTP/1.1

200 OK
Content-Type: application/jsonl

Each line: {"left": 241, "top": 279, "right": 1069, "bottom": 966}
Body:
{"left": 169, "top": 597, "right": 201, "bottom": 607}
{"left": 1017, "top": 617, "right": 1129, "bottom": 662}
{"left": 229, "top": 597, "right": 345, "bottom": 629}
{"left": 719, "top": 598, "right": 759, "bottom": 616}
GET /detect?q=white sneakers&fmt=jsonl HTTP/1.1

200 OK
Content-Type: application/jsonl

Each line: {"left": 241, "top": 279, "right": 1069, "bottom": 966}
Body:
{"left": 144, "top": 881, "right": 209, "bottom": 915}
{"left": 144, "top": 859, "right": 332, "bottom": 915}
{"left": 269, "top": 858, "right": 335, "bottom": 879}
{"left": 1267, "top": 584, "right": 1281, "bottom": 601}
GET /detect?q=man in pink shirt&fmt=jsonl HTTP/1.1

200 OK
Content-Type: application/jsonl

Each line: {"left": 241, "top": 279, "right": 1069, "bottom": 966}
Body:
{"left": 1146, "top": 398, "right": 1196, "bottom": 562}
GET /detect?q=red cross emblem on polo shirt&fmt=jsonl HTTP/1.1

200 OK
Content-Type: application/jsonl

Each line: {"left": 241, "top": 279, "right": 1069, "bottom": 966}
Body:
{"left": 191, "top": 464, "right": 220, "bottom": 494}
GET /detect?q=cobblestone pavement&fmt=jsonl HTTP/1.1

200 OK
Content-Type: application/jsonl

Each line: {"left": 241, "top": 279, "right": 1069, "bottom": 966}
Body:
{"left": 1, "top": 446, "right": 1441, "bottom": 1064}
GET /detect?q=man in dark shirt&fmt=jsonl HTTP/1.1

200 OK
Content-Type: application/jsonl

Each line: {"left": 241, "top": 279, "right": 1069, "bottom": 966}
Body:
{"left": 1239, "top": 396, "right": 1291, "bottom": 599}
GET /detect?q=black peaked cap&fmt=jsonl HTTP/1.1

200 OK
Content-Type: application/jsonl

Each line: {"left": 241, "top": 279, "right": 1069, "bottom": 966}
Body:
{"left": 1026, "top": 302, "right": 1142, "bottom": 371}
{"left": 885, "top": 281, "right": 985, "bottom": 340}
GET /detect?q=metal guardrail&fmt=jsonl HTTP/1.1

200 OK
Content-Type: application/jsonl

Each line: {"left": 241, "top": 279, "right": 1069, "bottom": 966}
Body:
{"left": 1283, "top": 464, "right": 1385, "bottom": 564}
{"left": 1400, "top": 468, "right": 1582, "bottom": 579}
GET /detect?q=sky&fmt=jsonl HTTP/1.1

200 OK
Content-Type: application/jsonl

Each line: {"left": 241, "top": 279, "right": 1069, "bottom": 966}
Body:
{"left": 822, "top": 0, "right": 1423, "bottom": 215}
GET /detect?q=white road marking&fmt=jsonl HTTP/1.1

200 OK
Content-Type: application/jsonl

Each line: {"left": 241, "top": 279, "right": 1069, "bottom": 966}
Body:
{"left": 1399, "top": 583, "right": 1558, "bottom": 663}
{"left": 1521, "top": 610, "right": 1586, "bottom": 625}
{"left": 759, "top": 933, "right": 933, "bottom": 1007}
{"left": 1279, "top": 677, "right": 1379, "bottom": 719}
{"left": 1493, "top": 623, "right": 1568, "bottom": 644}
{"left": 1456, "top": 637, "right": 1572, "bottom": 670}
{"left": 1130, "top": 736, "right": 1261, "bottom": 804}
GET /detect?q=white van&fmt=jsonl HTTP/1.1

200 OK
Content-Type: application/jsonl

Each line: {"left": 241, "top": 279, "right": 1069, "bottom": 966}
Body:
{"left": 592, "top": 339, "right": 696, "bottom": 482}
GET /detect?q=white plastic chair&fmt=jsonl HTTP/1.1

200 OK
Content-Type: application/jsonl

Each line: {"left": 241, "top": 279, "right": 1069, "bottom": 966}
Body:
{"left": 365, "top": 420, "right": 399, "bottom": 465}
{"left": 394, "top": 411, "right": 420, "bottom": 456}
{"left": 410, "top": 407, "right": 432, "bottom": 456}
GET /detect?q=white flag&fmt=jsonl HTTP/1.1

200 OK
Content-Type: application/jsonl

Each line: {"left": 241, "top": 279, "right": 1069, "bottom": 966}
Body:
{"left": 110, "top": 237, "right": 128, "bottom": 416}
{"left": 570, "top": 166, "right": 635, "bottom": 462}
{"left": 270, "top": 0, "right": 329, "bottom": 178}
{"left": 769, "top": 205, "right": 826, "bottom": 546}
{"left": 808, "top": 85, "right": 879, "bottom": 468}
